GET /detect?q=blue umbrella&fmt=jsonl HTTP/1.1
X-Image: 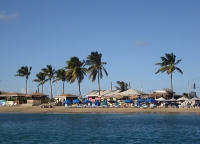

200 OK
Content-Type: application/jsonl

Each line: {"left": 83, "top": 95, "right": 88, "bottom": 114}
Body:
{"left": 94, "top": 100, "right": 100, "bottom": 106}
{"left": 83, "top": 100, "right": 91, "bottom": 103}
{"left": 137, "top": 98, "right": 145, "bottom": 102}
{"left": 64, "top": 100, "right": 71, "bottom": 104}
{"left": 145, "top": 98, "right": 157, "bottom": 103}
{"left": 137, "top": 98, "right": 145, "bottom": 106}
{"left": 72, "top": 99, "right": 80, "bottom": 104}
{"left": 124, "top": 99, "right": 133, "bottom": 103}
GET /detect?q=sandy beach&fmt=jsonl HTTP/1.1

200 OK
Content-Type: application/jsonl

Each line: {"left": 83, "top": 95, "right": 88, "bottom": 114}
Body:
{"left": 0, "top": 106, "right": 200, "bottom": 114}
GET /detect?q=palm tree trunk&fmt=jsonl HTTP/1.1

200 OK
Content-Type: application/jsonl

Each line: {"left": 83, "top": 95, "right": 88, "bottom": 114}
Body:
{"left": 42, "top": 84, "right": 43, "bottom": 93}
{"left": 98, "top": 69, "right": 100, "bottom": 96}
{"left": 170, "top": 73, "right": 173, "bottom": 98}
{"left": 63, "top": 81, "right": 64, "bottom": 94}
{"left": 78, "top": 81, "right": 81, "bottom": 98}
{"left": 26, "top": 78, "right": 27, "bottom": 94}
{"left": 50, "top": 79, "right": 52, "bottom": 99}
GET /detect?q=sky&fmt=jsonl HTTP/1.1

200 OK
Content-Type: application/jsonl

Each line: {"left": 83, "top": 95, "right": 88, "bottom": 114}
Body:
{"left": 0, "top": 0, "right": 200, "bottom": 97}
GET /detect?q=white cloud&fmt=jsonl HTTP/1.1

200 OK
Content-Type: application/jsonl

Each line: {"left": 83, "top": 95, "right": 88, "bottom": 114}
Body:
{"left": 134, "top": 40, "right": 150, "bottom": 48}
{"left": 0, "top": 11, "right": 18, "bottom": 21}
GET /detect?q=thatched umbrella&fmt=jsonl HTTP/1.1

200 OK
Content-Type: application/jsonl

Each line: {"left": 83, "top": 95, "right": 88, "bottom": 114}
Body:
{"left": 128, "top": 95, "right": 139, "bottom": 99}
{"left": 112, "top": 95, "right": 124, "bottom": 99}
{"left": 101, "top": 96, "right": 110, "bottom": 99}
{"left": 140, "top": 95, "right": 150, "bottom": 99}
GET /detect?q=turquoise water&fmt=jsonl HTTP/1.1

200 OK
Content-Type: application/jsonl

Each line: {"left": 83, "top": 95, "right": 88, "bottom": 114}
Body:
{"left": 0, "top": 113, "right": 200, "bottom": 144}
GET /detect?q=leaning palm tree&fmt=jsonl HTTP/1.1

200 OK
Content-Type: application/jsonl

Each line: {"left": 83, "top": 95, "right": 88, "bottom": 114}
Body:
{"left": 32, "top": 72, "right": 46, "bottom": 93}
{"left": 85, "top": 51, "right": 108, "bottom": 96}
{"left": 41, "top": 65, "right": 56, "bottom": 99}
{"left": 14, "top": 66, "right": 32, "bottom": 94}
{"left": 115, "top": 81, "right": 129, "bottom": 92}
{"left": 65, "top": 57, "right": 87, "bottom": 97}
{"left": 53, "top": 69, "right": 70, "bottom": 94}
{"left": 155, "top": 52, "right": 183, "bottom": 93}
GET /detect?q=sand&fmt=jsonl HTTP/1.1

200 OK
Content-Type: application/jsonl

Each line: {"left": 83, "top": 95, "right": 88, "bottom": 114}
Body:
{"left": 0, "top": 106, "right": 200, "bottom": 114}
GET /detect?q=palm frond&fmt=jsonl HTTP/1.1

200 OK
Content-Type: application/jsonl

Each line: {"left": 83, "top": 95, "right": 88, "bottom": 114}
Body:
{"left": 175, "top": 67, "right": 183, "bottom": 74}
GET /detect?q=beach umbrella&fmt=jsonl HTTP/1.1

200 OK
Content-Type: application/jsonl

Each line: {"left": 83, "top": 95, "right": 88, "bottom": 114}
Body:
{"left": 72, "top": 99, "right": 80, "bottom": 104}
{"left": 156, "top": 97, "right": 167, "bottom": 101}
{"left": 167, "top": 98, "right": 177, "bottom": 101}
{"left": 83, "top": 100, "right": 91, "bottom": 103}
{"left": 190, "top": 97, "right": 200, "bottom": 101}
{"left": 177, "top": 97, "right": 189, "bottom": 101}
{"left": 94, "top": 100, "right": 100, "bottom": 106}
{"left": 145, "top": 98, "right": 157, "bottom": 103}
{"left": 64, "top": 100, "right": 71, "bottom": 104}
{"left": 137, "top": 98, "right": 145, "bottom": 102}
{"left": 124, "top": 99, "right": 133, "bottom": 103}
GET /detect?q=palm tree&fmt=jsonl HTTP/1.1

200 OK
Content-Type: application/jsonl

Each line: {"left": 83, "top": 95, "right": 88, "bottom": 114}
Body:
{"left": 115, "top": 81, "right": 129, "bottom": 92}
{"left": 32, "top": 72, "right": 46, "bottom": 93}
{"left": 41, "top": 65, "right": 56, "bottom": 99}
{"left": 65, "top": 57, "right": 87, "bottom": 97}
{"left": 14, "top": 66, "right": 32, "bottom": 94}
{"left": 53, "top": 69, "right": 70, "bottom": 94}
{"left": 155, "top": 52, "right": 183, "bottom": 94}
{"left": 85, "top": 51, "right": 108, "bottom": 96}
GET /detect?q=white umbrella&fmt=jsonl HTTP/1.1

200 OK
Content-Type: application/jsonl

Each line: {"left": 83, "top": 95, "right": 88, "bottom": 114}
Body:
{"left": 167, "top": 98, "right": 177, "bottom": 101}
{"left": 177, "top": 97, "right": 189, "bottom": 101}
{"left": 156, "top": 97, "right": 167, "bottom": 101}
{"left": 190, "top": 97, "right": 200, "bottom": 101}
{"left": 119, "top": 88, "right": 147, "bottom": 95}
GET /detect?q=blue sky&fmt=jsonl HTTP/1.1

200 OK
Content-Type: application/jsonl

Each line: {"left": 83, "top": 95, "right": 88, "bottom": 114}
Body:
{"left": 0, "top": 0, "right": 200, "bottom": 97}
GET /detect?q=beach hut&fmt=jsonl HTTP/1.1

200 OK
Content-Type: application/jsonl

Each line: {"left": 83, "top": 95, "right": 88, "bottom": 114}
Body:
{"left": 54, "top": 93, "right": 79, "bottom": 103}
{"left": 0, "top": 92, "right": 26, "bottom": 104}
{"left": 86, "top": 90, "right": 112, "bottom": 102}
{"left": 26, "top": 92, "right": 48, "bottom": 106}
{"left": 54, "top": 93, "right": 79, "bottom": 106}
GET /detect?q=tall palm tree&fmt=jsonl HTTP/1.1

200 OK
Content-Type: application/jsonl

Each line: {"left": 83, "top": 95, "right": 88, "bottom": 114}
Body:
{"left": 155, "top": 52, "right": 183, "bottom": 93}
{"left": 85, "top": 51, "right": 108, "bottom": 96}
{"left": 32, "top": 72, "right": 46, "bottom": 93}
{"left": 14, "top": 66, "right": 32, "bottom": 94}
{"left": 115, "top": 81, "right": 129, "bottom": 92}
{"left": 41, "top": 65, "right": 56, "bottom": 99}
{"left": 53, "top": 69, "right": 70, "bottom": 94}
{"left": 65, "top": 57, "right": 87, "bottom": 97}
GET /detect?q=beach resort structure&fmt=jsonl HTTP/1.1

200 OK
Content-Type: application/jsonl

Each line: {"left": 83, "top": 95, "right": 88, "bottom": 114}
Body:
{"left": 86, "top": 88, "right": 148, "bottom": 101}
{"left": 0, "top": 92, "right": 26, "bottom": 105}
{"left": 26, "top": 92, "right": 48, "bottom": 106}
{"left": 0, "top": 91, "right": 49, "bottom": 106}
{"left": 53, "top": 93, "right": 79, "bottom": 105}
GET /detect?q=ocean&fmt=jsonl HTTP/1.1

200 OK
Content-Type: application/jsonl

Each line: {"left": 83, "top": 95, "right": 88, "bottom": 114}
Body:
{"left": 0, "top": 113, "right": 200, "bottom": 144}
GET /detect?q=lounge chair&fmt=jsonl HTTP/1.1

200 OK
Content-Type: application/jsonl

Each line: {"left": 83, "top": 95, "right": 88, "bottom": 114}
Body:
{"left": 91, "top": 103, "right": 97, "bottom": 108}
{"left": 141, "top": 104, "right": 148, "bottom": 109}
{"left": 149, "top": 104, "right": 155, "bottom": 109}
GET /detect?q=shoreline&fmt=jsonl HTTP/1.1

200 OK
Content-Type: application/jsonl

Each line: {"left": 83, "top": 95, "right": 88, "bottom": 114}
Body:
{"left": 0, "top": 106, "right": 200, "bottom": 114}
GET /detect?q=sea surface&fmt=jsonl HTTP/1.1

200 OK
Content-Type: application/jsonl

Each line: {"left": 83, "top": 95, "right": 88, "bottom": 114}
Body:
{"left": 0, "top": 113, "right": 200, "bottom": 144}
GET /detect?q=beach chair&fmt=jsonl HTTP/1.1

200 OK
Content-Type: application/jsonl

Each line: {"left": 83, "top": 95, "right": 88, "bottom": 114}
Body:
{"left": 149, "top": 104, "right": 155, "bottom": 109}
{"left": 1, "top": 101, "right": 6, "bottom": 106}
{"left": 141, "top": 104, "right": 148, "bottom": 109}
{"left": 76, "top": 105, "right": 82, "bottom": 108}
{"left": 92, "top": 103, "right": 96, "bottom": 108}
